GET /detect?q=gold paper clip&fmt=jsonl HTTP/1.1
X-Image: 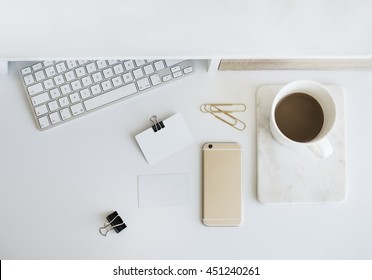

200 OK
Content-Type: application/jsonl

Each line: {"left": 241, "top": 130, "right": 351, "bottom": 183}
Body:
{"left": 200, "top": 103, "right": 246, "bottom": 113}
{"left": 200, "top": 103, "right": 247, "bottom": 131}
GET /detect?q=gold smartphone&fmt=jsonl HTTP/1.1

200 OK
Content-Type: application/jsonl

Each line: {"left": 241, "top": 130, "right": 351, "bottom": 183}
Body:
{"left": 202, "top": 142, "right": 242, "bottom": 226}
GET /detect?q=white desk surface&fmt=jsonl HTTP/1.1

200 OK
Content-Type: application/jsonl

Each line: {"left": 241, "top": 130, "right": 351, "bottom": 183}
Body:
{"left": 1, "top": 0, "right": 372, "bottom": 59}
{"left": 1, "top": 61, "right": 372, "bottom": 259}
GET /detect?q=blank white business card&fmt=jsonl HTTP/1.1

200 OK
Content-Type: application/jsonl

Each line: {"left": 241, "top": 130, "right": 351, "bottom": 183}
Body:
{"left": 135, "top": 113, "right": 194, "bottom": 165}
{"left": 138, "top": 174, "right": 189, "bottom": 208}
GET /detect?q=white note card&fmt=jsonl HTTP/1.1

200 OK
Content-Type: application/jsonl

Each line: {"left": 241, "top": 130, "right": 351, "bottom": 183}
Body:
{"left": 135, "top": 113, "right": 194, "bottom": 165}
{"left": 138, "top": 174, "right": 189, "bottom": 208}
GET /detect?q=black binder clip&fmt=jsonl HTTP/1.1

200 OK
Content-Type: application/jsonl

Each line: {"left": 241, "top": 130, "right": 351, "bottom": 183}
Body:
{"left": 99, "top": 211, "right": 127, "bottom": 236}
{"left": 150, "top": 115, "right": 165, "bottom": 132}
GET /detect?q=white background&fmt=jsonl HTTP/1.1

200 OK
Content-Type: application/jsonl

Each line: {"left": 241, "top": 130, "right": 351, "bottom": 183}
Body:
{"left": 1, "top": 0, "right": 372, "bottom": 261}
{"left": 1, "top": 0, "right": 372, "bottom": 59}
{"left": 1, "top": 60, "right": 372, "bottom": 259}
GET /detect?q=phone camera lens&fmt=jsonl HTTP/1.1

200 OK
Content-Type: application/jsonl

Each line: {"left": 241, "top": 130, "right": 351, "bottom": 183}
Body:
{"left": 208, "top": 144, "right": 213, "bottom": 149}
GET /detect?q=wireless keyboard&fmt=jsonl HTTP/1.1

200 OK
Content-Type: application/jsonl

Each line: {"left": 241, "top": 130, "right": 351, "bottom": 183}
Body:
{"left": 19, "top": 59, "right": 194, "bottom": 130}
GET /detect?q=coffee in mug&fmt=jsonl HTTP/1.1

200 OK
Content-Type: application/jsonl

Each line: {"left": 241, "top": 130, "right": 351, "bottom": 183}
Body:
{"left": 270, "top": 80, "right": 337, "bottom": 159}
{"left": 274, "top": 92, "right": 324, "bottom": 142}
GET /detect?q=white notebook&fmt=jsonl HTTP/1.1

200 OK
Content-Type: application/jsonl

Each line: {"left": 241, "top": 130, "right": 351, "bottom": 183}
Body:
{"left": 135, "top": 113, "right": 194, "bottom": 165}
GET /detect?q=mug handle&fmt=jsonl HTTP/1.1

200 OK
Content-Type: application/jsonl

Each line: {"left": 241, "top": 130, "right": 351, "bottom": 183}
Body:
{"left": 307, "top": 138, "right": 333, "bottom": 159}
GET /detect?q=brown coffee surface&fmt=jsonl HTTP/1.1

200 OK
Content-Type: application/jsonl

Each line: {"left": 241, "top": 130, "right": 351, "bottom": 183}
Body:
{"left": 275, "top": 92, "right": 324, "bottom": 142}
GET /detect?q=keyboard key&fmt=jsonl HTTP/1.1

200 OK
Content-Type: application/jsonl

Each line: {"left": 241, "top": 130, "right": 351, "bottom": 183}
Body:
{"left": 112, "top": 76, "right": 123, "bottom": 87}
{"left": 71, "top": 103, "right": 85, "bottom": 116}
{"left": 45, "top": 66, "right": 57, "bottom": 77}
{"left": 122, "top": 72, "right": 133, "bottom": 83}
{"left": 86, "top": 62, "right": 97, "bottom": 73}
{"left": 80, "top": 88, "right": 91, "bottom": 99}
{"left": 173, "top": 71, "right": 183, "bottom": 78}
{"left": 113, "top": 64, "right": 124, "bottom": 75}
{"left": 31, "top": 92, "right": 50, "bottom": 106}
{"left": 38, "top": 116, "right": 50, "bottom": 129}
{"left": 60, "top": 108, "right": 72, "bottom": 120}
{"left": 150, "top": 74, "right": 161, "bottom": 86}
{"left": 55, "top": 62, "right": 67, "bottom": 73}
{"left": 21, "top": 67, "right": 32, "bottom": 75}
{"left": 183, "top": 66, "right": 193, "bottom": 74}
{"left": 61, "top": 84, "right": 72, "bottom": 95}
{"left": 135, "top": 60, "right": 146, "bottom": 67}
{"left": 48, "top": 100, "right": 59, "bottom": 111}
{"left": 154, "top": 60, "right": 165, "bottom": 71}
{"left": 171, "top": 65, "right": 181, "bottom": 73}
{"left": 54, "top": 74, "right": 65, "bottom": 86}
{"left": 82, "top": 75, "right": 93, "bottom": 87}
{"left": 71, "top": 80, "right": 82, "bottom": 91}
{"left": 92, "top": 72, "right": 103, "bottom": 83}
{"left": 144, "top": 64, "right": 155, "bottom": 75}
{"left": 133, "top": 68, "right": 144, "bottom": 79}
{"left": 35, "top": 104, "right": 48, "bottom": 116}
{"left": 66, "top": 60, "right": 78, "bottom": 69}
{"left": 101, "top": 80, "right": 113, "bottom": 91}
{"left": 124, "top": 60, "right": 135, "bottom": 70}
{"left": 91, "top": 85, "right": 102, "bottom": 95}
{"left": 32, "top": 63, "right": 43, "bottom": 71}
{"left": 69, "top": 92, "right": 80, "bottom": 103}
{"left": 84, "top": 83, "right": 137, "bottom": 111}
{"left": 27, "top": 83, "right": 44, "bottom": 96}
{"left": 96, "top": 60, "right": 107, "bottom": 69}
{"left": 58, "top": 96, "right": 69, "bottom": 107}
{"left": 103, "top": 68, "right": 114, "bottom": 79}
{"left": 50, "top": 88, "right": 61, "bottom": 99}
{"left": 65, "top": 70, "right": 76, "bottom": 81}
{"left": 49, "top": 112, "right": 61, "bottom": 124}
{"left": 108, "top": 60, "right": 118, "bottom": 65}
{"left": 43, "top": 61, "right": 54, "bottom": 67}
{"left": 43, "top": 79, "right": 55, "bottom": 90}
{"left": 75, "top": 67, "right": 86, "bottom": 77}
{"left": 162, "top": 74, "right": 172, "bottom": 82}
{"left": 137, "top": 77, "right": 151, "bottom": 91}
{"left": 24, "top": 74, "right": 35, "bottom": 86}
{"left": 34, "top": 70, "right": 46, "bottom": 82}
{"left": 78, "top": 60, "right": 88, "bottom": 65}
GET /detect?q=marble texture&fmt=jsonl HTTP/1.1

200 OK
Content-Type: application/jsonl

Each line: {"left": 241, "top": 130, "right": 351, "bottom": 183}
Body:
{"left": 256, "top": 85, "right": 347, "bottom": 204}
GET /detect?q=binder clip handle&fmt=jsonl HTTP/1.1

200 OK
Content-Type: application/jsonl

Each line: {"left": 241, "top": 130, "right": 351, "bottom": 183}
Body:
{"left": 150, "top": 115, "right": 165, "bottom": 132}
{"left": 99, "top": 223, "right": 112, "bottom": 236}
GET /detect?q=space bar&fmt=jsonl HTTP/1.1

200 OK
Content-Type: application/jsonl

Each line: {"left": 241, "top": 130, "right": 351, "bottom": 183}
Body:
{"left": 84, "top": 83, "right": 138, "bottom": 111}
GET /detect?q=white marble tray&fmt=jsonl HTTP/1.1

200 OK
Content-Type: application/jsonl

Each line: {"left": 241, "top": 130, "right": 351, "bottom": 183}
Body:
{"left": 256, "top": 85, "right": 347, "bottom": 204}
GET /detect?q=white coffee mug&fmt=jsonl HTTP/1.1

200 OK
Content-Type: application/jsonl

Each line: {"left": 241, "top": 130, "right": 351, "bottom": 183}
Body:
{"left": 270, "top": 80, "right": 337, "bottom": 159}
